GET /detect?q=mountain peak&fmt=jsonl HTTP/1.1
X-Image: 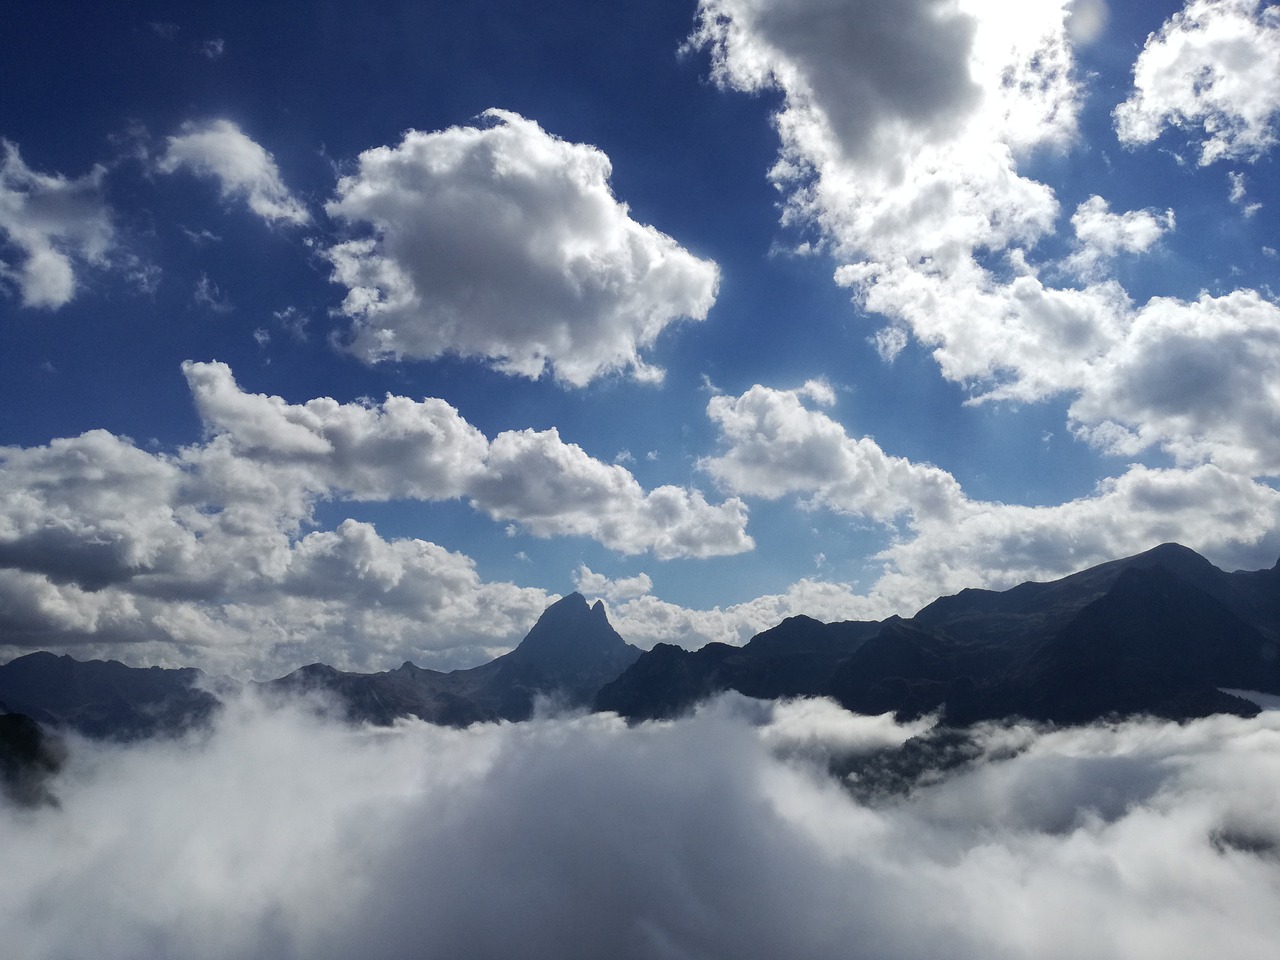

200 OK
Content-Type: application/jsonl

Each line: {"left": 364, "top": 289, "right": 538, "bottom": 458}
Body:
{"left": 505, "top": 593, "right": 630, "bottom": 669}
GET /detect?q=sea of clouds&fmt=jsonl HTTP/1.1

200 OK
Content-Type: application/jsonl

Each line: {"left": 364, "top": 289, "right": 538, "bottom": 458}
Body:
{"left": 3, "top": 692, "right": 1279, "bottom": 960}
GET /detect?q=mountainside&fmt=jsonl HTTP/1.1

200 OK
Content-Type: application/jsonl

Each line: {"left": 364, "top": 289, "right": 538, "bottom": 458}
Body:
{"left": 605, "top": 543, "right": 1280, "bottom": 724}
{"left": 4, "top": 545, "right": 1279, "bottom": 737}
{"left": 268, "top": 592, "right": 641, "bottom": 725}
{"left": 594, "top": 616, "right": 880, "bottom": 719}
{"left": 0, "top": 652, "right": 226, "bottom": 738}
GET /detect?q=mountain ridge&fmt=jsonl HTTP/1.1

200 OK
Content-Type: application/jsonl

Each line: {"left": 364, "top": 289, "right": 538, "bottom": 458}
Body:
{"left": 3, "top": 545, "right": 1279, "bottom": 738}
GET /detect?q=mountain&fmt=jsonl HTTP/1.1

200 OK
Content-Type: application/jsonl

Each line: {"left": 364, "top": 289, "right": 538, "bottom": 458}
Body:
{"left": 0, "top": 707, "right": 66, "bottom": 807}
{"left": 604, "top": 543, "right": 1280, "bottom": 725}
{"left": 594, "top": 616, "right": 880, "bottom": 719}
{"left": 4, "top": 546, "right": 1279, "bottom": 738}
{"left": 0, "top": 652, "right": 226, "bottom": 739}
{"left": 268, "top": 592, "right": 642, "bottom": 725}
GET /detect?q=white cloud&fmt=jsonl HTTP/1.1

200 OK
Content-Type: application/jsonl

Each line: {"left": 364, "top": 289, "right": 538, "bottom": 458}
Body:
{"left": 701, "top": 383, "right": 966, "bottom": 523}
{"left": 609, "top": 577, "right": 879, "bottom": 650}
{"left": 1064, "top": 195, "right": 1174, "bottom": 279}
{"left": 572, "top": 565, "right": 653, "bottom": 602}
{"left": 158, "top": 120, "right": 310, "bottom": 226}
{"left": 324, "top": 109, "right": 719, "bottom": 385}
{"left": 692, "top": 0, "right": 1076, "bottom": 270}
{"left": 0, "top": 362, "right": 752, "bottom": 673}
{"left": 184, "top": 361, "right": 752, "bottom": 559}
{"left": 696, "top": 382, "right": 1280, "bottom": 619}
{"left": 1066, "top": 0, "right": 1110, "bottom": 44}
{"left": 1069, "top": 290, "right": 1280, "bottom": 474}
{"left": 0, "top": 141, "right": 113, "bottom": 309}
{"left": 5, "top": 696, "right": 1280, "bottom": 960}
{"left": 1114, "top": 0, "right": 1280, "bottom": 164}
{"left": 872, "top": 462, "right": 1280, "bottom": 612}
{"left": 1228, "top": 170, "right": 1263, "bottom": 216}
{"left": 694, "top": 1, "right": 1280, "bottom": 490}
{"left": 472, "top": 427, "right": 753, "bottom": 559}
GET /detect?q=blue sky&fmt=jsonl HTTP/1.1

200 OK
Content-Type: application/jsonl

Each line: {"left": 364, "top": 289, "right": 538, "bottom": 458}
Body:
{"left": 1, "top": 0, "right": 1278, "bottom": 677}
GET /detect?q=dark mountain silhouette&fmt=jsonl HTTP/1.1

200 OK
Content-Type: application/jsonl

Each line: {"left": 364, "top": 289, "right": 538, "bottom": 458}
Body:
{"left": 268, "top": 592, "right": 642, "bottom": 725}
{"left": 3, "top": 545, "right": 1279, "bottom": 740}
{"left": 0, "top": 707, "right": 66, "bottom": 807}
{"left": 594, "top": 616, "right": 880, "bottom": 719}
{"left": 0, "top": 652, "right": 226, "bottom": 739}
{"left": 605, "top": 543, "right": 1280, "bottom": 725}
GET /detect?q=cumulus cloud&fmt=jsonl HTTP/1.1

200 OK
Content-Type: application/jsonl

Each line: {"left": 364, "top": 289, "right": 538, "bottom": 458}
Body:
{"left": 474, "top": 428, "right": 752, "bottom": 559}
{"left": 695, "top": 382, "right": 1280, "bottom": 619}
{"left": 572, "top": 565, "right": 653, "bottom": 602}
{"left": 184, "top": 361, "right": 752, "bottom": 559}
{"left": 0, "top": 141, "right": 114, "bottom": 308}
{"left": 1114, "top": 0, "right": 1280, "bottom": 164}
{"left": 324, "top": 109, "right": 719, "bottom": 385}
{"left": 3, "top": 694, "right": 1279, "bottom": 960}
{"left": 0, "top": 362, "right": 750, "bottom": 674}
{"left": 1070, "top": 290, "right": 1280, "bottom": 474}
{"left": 871, "top": 461, "right": 1280, "bottom": 611}
{"left": 1064, "top": 194, "right": 1174, "bottom": 279}
{"left": 700, "top": 382, "right": 965, "bottom": 523}
{"left": 694, "top": 0, "right": 1280, "bottom": 505}
{"left": 157, "top": 120, "right": 310, "bottom": 225}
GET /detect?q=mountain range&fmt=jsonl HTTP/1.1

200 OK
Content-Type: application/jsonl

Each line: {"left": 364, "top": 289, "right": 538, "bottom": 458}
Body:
{"left": 3, "top": 544, "right": 1279, "bottom": 755}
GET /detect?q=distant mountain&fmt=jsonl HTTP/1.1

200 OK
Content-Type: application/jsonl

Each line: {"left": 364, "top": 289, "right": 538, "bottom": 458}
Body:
{"left": 595, "top": 616, "right": 880, "bottom": 720}
{"left": 0, "top": 652, "right": 226, "bottom": 739}
{"left": 4, "top": 546, "right": 1279, "bottom": 738}
{"left": 268, "top": 592, "right": 641, "bottom": 725}
{"left": 604, "top": 543, "right": 1280, "bottom": 725}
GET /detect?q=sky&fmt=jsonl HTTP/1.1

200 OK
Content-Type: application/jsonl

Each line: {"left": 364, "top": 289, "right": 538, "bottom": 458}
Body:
{"left": 4, "top": 693, "right": 1280, "bottom": 959}
{"left": 1, "top": 0, "right": 1279, "bottom": 677}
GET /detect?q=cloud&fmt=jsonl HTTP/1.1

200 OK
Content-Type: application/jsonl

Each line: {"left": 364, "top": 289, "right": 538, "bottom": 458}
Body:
{"left": 696, "top": 382, "right": 1280, "bottom": 618}
{"left": 871, "top": 461, "right": 1280, "bottom": 612}
{"left": 1063, "top": 195, "right": 1174, "bottom": 279}
{"left": 324, "top": 109, "right": 719, "bottom": 385}
{"left": 608, "top": 577, "right": 880, "bottom": 650}
{"left": 0, "top": 141, "right": 114, "bottom": 309}
{"left": 572, "top": 565, "right": 653, "bottom": 602}
{"left": 692, "top": 0, "right": 982, "bottom": 172}
{"left": 474, "top": 428, "right": 753, "bottom": 559}
{"left": 157, "top": 120, "right": 311, "bottom": 226}
{"left": 1066, "top": 0, "right": 1110, "bottom": 44}
{"left": 3, "top": 694, "right": 1279, "bottom": 960}
{"left": 1114, "top": 0, "right": 1280, "bottom": 165}
{"left": 0, "top": 362, "right": 750, "bottom": 674}
{"left": 1228, "top": 170, "right": 1263, "bottom": 216}
{"left": 692, "top": 0, "right": 1075, "bottom": 269}
{"left": 1070, "top": 290, "right": 1280, "bottom": 474}
{"left": 700, "top": 383, "right": 965, "bottom": 523}
{"left": 694, "top": 0, "right": 1280, "bottom": 509}
{"left": 184, "top": 361, "right": 752, "bottom": 559}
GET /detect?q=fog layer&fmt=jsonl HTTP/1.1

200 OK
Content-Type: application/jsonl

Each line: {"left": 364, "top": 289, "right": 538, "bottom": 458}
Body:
{"left": 3, "top": 693, "right": 1279, "bottom": 960}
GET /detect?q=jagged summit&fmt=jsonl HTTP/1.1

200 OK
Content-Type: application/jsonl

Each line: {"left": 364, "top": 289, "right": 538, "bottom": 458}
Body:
{"left": 504, "top": 592, "right": 631, "bottom": 672}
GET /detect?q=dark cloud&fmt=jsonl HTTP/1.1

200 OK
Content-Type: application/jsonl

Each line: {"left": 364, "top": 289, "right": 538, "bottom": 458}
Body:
{"left": 3, "top": 694, "right": 1278, "bottom": 959}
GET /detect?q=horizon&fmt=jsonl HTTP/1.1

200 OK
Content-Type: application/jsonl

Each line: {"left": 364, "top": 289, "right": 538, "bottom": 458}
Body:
{"left": 1, "top": 537, "right": 1274, "bottom": 680}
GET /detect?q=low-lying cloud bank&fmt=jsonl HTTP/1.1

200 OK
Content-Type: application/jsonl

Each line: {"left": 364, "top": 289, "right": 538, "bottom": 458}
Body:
{"left": 3, "top": 694, "right": 1279, "bottom": 960}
